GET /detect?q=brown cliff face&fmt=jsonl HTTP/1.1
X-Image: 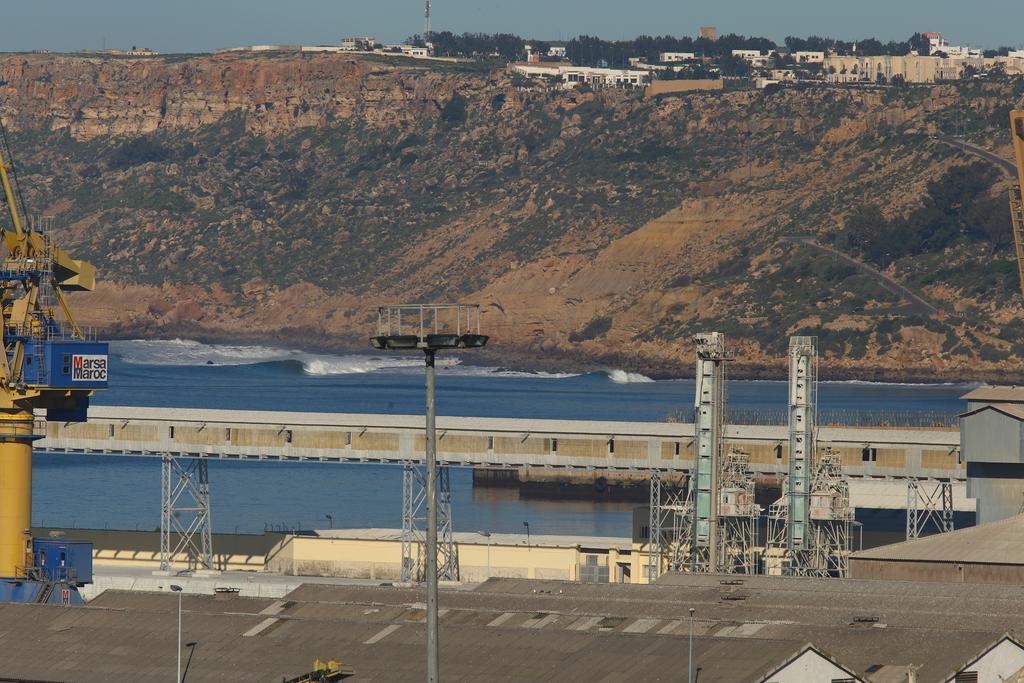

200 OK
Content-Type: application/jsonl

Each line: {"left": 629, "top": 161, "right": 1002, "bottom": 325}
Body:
{"left": 2, "top": 53, "right": 1022, "bottom": 380}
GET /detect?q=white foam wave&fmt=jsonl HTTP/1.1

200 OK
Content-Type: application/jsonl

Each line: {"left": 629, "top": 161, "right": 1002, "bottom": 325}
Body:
{"left": 110, "top": 339, "right": 579, "bottom": 379}
{"left": 302, "top": 355, "right": 449, "bottom": 376}
{"left": 605, "top": 369, "right": 655, "bottom": 384}
{"left": 111, "top": 339, "right": 299, "bottom": 366}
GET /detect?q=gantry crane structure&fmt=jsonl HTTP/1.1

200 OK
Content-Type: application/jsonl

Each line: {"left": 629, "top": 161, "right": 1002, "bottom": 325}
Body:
{"left": 0, "top": 118, "right": 107, "bottom": 600}
{"left": 1011, "top": 96, "right": 1024, "bottom": 300}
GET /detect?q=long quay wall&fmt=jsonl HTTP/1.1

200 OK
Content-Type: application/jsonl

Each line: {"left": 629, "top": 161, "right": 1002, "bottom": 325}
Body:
{"left": 37, "top": 406, "right": 962, "bottom": 483}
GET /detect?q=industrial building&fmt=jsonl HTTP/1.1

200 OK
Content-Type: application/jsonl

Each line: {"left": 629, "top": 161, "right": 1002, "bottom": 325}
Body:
{"left": 850, "top": 511, "right": 1024, "bottom": 585}
{"left": 3, "top": 575, "right": 1024, "bottom": 680}
{"left": 961, "top": 386, "right": 1024, "bottom": 524}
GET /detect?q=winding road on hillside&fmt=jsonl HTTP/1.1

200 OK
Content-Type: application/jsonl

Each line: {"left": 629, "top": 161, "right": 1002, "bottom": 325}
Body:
{"left": 784, "top": 138, "right": 1018, "bottom": 318}
{"left": 934, "top": 135, "right": 1016, "bottom": 177}
{"left": 780, "top": 236, "right": 939, "bottom": 316}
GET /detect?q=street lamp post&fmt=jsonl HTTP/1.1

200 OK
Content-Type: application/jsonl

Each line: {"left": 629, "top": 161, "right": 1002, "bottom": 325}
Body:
{"left": 688, "top": 607, "right": 696, "bottom": 683}
{"left": 372, "top": 304, "right": 487, "bottom": 683}
{"left": 523, "top": 521, "right": 530, "bottom": 547}
{"left": 170, "top": 584, "right": 183, "bottom": 683}
{"left": 477, "top": 531, "right": 492, "bottom": 579}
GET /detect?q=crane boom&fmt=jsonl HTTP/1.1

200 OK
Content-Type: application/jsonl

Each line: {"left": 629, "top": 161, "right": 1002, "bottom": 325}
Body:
{"left": 1011, "top": 101, "right": 1024, "bottom": 301}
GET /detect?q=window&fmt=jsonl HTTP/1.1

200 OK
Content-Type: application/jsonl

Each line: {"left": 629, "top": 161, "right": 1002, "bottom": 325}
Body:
{"left": 861, "top": 447, "right": 877, "bottom": 462}
{"left": 775, "top": 444, "right": 783, "bottom": 460}
{"left": 344, "top": 432, "right": 352, "bottom": 447}
{"left": 674, "top": 441, "right": 681, "bottom": 457}
{"left": 62, "top": 353, "right": 71, "bottom": 374}
{"left": 225, "top": 428, "right": 232, "bottom": 442}
{"left": 551, "top": 438, "right": 558, "bottom": 454}
{"left": 284, "top": 429, "right": 293, "bottom": 444}
{"left": 608, "top": 438, "right": 615, "bottom": 455}
{"left": 487, "top": 436, "right": 494, "bottom": 451}
{"left": 954, "top": 674, "right": 978, "bottom": 683}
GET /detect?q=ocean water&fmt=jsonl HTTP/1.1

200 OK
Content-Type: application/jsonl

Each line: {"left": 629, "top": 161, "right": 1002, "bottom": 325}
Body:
{"left": 31, "top": 339, "right": 975, "bottom": 537}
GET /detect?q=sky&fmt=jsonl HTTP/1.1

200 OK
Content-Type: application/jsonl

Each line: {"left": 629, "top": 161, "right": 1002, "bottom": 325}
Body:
{"left": 0, "top": 0, "right": 1021, "bottom": 54}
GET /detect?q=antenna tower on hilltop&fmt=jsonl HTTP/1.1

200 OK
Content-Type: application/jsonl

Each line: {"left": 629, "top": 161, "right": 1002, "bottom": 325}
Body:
{"left": 425, "top": 0, "right": 431, "bottom": 38}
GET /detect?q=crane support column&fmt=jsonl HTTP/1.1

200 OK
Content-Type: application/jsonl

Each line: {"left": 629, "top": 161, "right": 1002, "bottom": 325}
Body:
{"left": 691, "top": 333, "right": 728, "bottom": 573}
{"left": 0, "top": 410, "right": 34, "bottom": 578}
{"left": 788, "top": 337, "right": 816, "bottom": 556}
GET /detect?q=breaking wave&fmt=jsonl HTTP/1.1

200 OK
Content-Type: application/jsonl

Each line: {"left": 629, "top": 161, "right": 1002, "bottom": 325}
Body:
{"left": 110, "top": 339, "right": 580, "bottom": 379}
{"left": 604, "top": 369, "right": 655, "bottom": 384}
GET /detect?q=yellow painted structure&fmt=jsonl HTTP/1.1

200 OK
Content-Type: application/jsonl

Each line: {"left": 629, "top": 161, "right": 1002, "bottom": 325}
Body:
{"left": 0, "top": 122, "right": 100, "bottom": 578}
{"left": 0, "top": 411, "right": 33, "bottom": 575}
{"left": 1010, "top": 105, "right": 1024, "bottom": 301}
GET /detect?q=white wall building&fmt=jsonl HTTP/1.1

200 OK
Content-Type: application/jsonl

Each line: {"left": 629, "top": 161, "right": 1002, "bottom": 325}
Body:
{"left": 760, "top": 646, "right": 863, "bottom": 683}
{"left": 659, "top": 51, "right": 696, "bottom": 62}
{"left": 943, "top": 636, "right": 1024, "bottom": 683}
{"left": 510, "top": 62, "right": 650, "bottom": 90}
{"left": 793, "top": 51, "right": 825, "bottom": 63}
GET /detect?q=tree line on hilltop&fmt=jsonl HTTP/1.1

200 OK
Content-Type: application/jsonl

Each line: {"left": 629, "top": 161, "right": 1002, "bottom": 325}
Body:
{"left": 410, "top": 31, "right": 1016, "bottom": 67}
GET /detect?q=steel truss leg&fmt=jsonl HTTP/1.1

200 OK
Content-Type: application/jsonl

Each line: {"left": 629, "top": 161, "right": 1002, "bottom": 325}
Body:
{"left": 647, "top": 472, "right": 662, "bottom": 581}
{"left": 160, "top": 454, "right": 214, "bottom": 571}
{"left": 906, "top": 479, "right": 954, "bottom": 540}
{"left": 401, "top": 462, "right": 457, "bottom": 582}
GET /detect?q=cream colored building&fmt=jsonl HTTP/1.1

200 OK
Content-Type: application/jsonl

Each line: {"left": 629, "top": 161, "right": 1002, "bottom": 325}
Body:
{"left": 824, "top": 54, "right": 980, "bottom": 83}
{"left": 267, "top": 529, "right": 645, "bottom": 584}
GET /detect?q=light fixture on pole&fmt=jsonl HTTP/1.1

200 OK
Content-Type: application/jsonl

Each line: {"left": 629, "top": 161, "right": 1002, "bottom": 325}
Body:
{"left": 476, "top": 530, "right": 492, "bottom": 579}
{"left": 688, "top": 607, "right": 696, "bottom": 683}
{"left": 523, "top": 521, "right": 530, "bottom": 547}
{"left": 372, "top": 303, "right": 487, "bottom": 683}
{"left": 170, "top": 584, "right": 183, "bottom": 683}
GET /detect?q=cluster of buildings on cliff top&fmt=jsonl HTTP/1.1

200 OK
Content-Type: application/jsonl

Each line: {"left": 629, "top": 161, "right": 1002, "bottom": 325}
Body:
{"left": 512, "top": 30, "right": 1024, "bottom": 93}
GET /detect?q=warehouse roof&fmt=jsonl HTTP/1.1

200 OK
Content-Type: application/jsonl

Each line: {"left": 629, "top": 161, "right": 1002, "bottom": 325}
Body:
{"left": 958, "top": 403, "right": 1024, "bottom": 421}
{"left": 852, "top": 513, "right": 1024, "bottom": 565}
{"left": 3, "top": 575, "right": 1022, "bottom": 681}
{"left": 961, "top": 385, "right": 1024, "bottom": 403}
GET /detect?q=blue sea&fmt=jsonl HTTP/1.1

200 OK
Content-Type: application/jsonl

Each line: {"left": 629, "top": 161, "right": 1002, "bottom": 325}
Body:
{"left": 32, "top": 339, "right": 976, "bottom": 538}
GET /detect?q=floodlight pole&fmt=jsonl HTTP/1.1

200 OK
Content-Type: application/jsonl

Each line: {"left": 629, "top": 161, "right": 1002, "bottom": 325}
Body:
{"left": 424, "top": 347, "right": 440, "bottom": 683}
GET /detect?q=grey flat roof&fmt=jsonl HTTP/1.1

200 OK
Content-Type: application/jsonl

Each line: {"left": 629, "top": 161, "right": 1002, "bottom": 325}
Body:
{"left": 2, "top": 575, "right": 1022, "bottom": 681}
{"left": 852, "top": 512, "right": 1024, "bottom": 565}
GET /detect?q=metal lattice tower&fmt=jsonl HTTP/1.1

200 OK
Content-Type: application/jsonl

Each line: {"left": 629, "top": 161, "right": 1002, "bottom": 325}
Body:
{"left": 424, "top": 0, "right": 431, "bottom": 38}
{"left": 805, "top": 448, "right": 854, "bottom": 577}
{"left": 691, "top": 332, "right": 728, "bottom": 573}
{"left": 160, "top": 455, "right": 213, "bottom": 571}
{"left": 401, "top": 462, "right": 458, "bottom": 582}
{"left": 646, "top": 472, "right": 693, "bottom": 581}
{"left": 717, "top": 448, "right": 761, "bottom": 574}
{"left": 766, "top": 338, "right": 854, "bottom": 577}
{"left": 906, "top": 480, "right": 954, "bottom": 540}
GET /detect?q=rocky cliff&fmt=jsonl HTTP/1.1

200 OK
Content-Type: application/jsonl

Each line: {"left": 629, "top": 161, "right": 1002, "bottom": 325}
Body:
{"left": 0, "top": 52, "right": 1022, "bottom": 380}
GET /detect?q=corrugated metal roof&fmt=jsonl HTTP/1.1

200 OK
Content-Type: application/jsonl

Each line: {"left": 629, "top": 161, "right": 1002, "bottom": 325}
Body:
{"left": 3, "top": 575, "right": 1024, "bottom": 681}
{"left": 853, "top": 512, "right": 1024, "bottom": 564}
{"left": 961, "top": 385, "right": 1024, "bottom": 402}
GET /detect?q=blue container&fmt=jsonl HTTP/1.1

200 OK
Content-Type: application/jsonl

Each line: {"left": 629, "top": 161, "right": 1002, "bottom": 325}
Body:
{"left": 32, "top": 538, "right": 93, "bottom": 584}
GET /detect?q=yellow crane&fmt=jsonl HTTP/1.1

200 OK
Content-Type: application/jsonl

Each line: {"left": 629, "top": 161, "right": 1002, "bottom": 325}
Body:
{"left": 0, "top": 117, "right": 106, "bottom": 590}
{"left": 1010, "top": 96, "right": 1024, "bottom": 300}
